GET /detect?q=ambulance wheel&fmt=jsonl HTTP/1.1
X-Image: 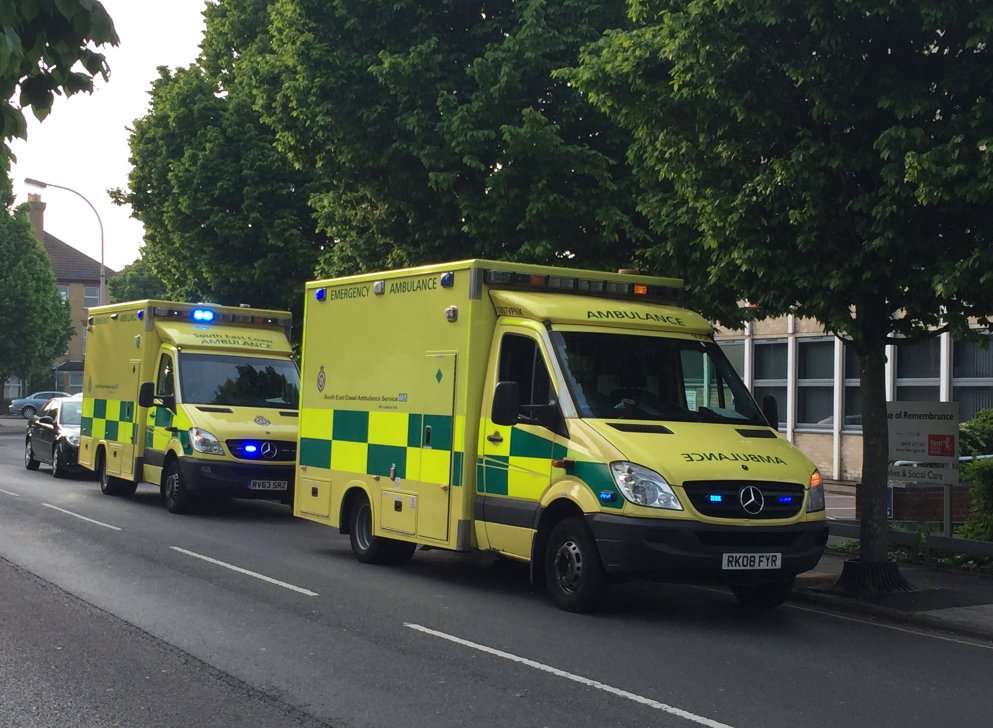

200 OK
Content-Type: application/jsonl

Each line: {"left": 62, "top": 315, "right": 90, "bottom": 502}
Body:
{"left": 730, "top": 578, "right": 794, "bottom": 609}
{"left": 98, "top": 455, "right": 127, "bottom": 496}
{"left": 24, "top": 438, "right": 40, "bottom": 471}
{"left": 162, "top": 461, "right": 193, "bottom": 514}
{"left": 544, "top": 517, "right": 607, "bottom": 613}
{"left": 348, "top": 496, "right": 415, "bottom": 565}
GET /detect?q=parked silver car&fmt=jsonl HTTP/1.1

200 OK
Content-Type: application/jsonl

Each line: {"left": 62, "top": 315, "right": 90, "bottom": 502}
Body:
{"left": 7, "top": 391, "right": 70, "bottom": 418}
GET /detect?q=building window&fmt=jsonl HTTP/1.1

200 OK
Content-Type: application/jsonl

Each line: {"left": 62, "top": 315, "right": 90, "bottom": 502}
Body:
{"left": 895, "top": 337, "right": 940, "bottom": 402}
{"left": 797, "top": 339, "right": 834, "bottom": 429}
{"left": 719, "top": 340, "right": 745, "bottom": 378}
{"left": 84, "top": 285, "right": 99, "bottom": 307}
{"left": 843, "top": 344, "right": 862, "bottom": 431}
{"left": 952, "top": 334, "right": 993, "bottom": 421}
{"left": 57, "top": 285, "right": 68, "bottom": 303}
{"left": 67, "top": 372, "right": 83, "bottom": 394}
{"left": 752, "top": 340, "right": 787, "bottom": 429}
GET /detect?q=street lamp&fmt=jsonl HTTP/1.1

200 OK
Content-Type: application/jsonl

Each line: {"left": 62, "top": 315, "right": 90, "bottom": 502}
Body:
{"left": 24, "top": 177, "right": 106, "bottom": 306}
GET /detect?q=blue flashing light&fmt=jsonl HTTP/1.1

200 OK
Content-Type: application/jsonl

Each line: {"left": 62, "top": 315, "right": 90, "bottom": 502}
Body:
{"left": 137, "top": 310, "right": 144, "bottom": 320}
{"left": 192, "top": 308, "right": 215, "bottom": 323}
{"left": 315, "top": 288, "right": 327, "bottom": 302}
{"left": 598, "top": 490, "right": 617, "bottom": 503}
{"left": 440, "top": 271, "right": 455, "bottom": 288}
{"left": 708, "top": 494, "right": 723, "bottom": 503}
{"left": 244, "top": 444, "right": 258, "bottom": 454}
{"left": 778, "top": 496, "right": 793, "bottom": 504}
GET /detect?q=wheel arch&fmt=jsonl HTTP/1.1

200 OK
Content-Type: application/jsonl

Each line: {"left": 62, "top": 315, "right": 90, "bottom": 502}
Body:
{"left": 338, "top": 481, "right": 373, "bottom": 535}
{"left": 530, "top": 497, "right": 587, "bottom": 586}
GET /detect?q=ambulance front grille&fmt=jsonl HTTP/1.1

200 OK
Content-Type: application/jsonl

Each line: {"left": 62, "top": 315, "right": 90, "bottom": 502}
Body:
{"left": 226, "top": 439, "right": 297, "bottom": 462}
{"left": 683, "top": 481, "right": 804, "bottom": 519}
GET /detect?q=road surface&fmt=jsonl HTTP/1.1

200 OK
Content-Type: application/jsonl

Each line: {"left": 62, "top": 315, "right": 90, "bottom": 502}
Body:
{"left": 0, "top": 433, "right": 989, "bottom": 728}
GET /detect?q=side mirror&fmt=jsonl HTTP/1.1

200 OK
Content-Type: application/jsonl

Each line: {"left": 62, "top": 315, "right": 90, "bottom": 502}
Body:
{"left": 761, "top": 394, "right": 780, "bottom": 429}
{"left": 37, "top": 415, "right": 54, "bottom": 425}
{"left": 138, "top": 382, "right": 155, "bottom": 408}
{"left": 492, "top": 381, "right": 520, "bottom": 427}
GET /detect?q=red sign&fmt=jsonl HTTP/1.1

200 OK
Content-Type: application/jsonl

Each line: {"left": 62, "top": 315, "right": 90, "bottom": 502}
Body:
{"left": 928, "top": 434, "right": 955, "bottom": 458}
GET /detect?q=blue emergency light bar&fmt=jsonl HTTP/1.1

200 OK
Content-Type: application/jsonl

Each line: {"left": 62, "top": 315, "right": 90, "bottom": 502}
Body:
{"left": 192, "top": 308, "right": 215, "bottom": 323}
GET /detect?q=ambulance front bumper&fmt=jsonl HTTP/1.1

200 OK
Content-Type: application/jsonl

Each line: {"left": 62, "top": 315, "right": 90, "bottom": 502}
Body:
{"left": 586, "top": 514, "right": 828, "bottom": 583}
{"left": 178, "top": 457, "right": 294, "bottom": 501}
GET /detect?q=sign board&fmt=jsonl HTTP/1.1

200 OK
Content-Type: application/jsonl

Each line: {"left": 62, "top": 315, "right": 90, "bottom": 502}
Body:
{"left": 887, "top": 401, "right": 958, "bottom": 463}
{"left": 887, "top": 401, "right": 959, "bottom": 486}
{"left": 887, "top": 462, "right": 958, "bottom": 486}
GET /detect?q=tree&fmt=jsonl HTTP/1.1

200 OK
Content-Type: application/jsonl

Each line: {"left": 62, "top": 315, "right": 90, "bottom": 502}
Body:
{"left": 253, "top": 0, "right": 645, "bottom": 275}
{"left": 569, "top": 1, "right": 993, "bottom": 590}
{"left": 0, "top": 206, "right": 72, "bottom": 394}
{"left": 108, "top": 254, "right": 167, "bottom": 302}
{"left": 115, "top": 64, "right": 321, "bottom": 322}
{"left": 0, "top": 1, "right": 118, "bottom": 196}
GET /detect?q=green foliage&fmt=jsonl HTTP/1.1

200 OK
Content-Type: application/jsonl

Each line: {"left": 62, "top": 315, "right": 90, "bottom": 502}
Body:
{"left": 108, "top": 255, "right": 167, "bottom": 303}
{"left": 961, "top": 459, "right": 993, "bottom": 542}
{"left": 116, "top": 63, "right": 321, "bottom": 320}
{"left": 568, "top": 1, "right": 993, "bottom": 567}
{"left": 0, "top": 206, "right": 72, "bottom": 390}
{"left": 252, "top": 0, "right": 645, "bottom": 275}
{"left": 0, "top": 1, "right": 118, "bottom": 186}
{"left": 960, "top": 409, "right": 993, "bottom": 458}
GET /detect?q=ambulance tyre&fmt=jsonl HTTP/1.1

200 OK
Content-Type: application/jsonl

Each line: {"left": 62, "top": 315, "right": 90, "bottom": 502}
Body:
{"left": 97, "top": 452, "right": 129, "bottom": 496}
{"left": 348, "top": 494, "right": 415, "bottom": 565}
{"left": 730, "top": 577, "right": 794, "bottom": 609}
{"left": 162, "top": 460, "right": 193, "bottom": 514}
{"left": 544, "top": 517, "right": 607, "bottom": 613}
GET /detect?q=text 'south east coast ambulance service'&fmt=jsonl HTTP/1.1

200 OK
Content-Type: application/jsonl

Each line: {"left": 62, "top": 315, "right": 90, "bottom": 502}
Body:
{"left": 295, "top": 261, "right": 827, "bottom": 611}
{"left": 78, "top": 301, "right": 300, "bottom": 513}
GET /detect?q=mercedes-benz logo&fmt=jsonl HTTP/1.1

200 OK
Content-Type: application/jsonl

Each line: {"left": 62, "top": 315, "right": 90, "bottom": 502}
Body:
{"left": 739, "top": 485, "right": 765, "bottom": 515}
{"left": 260, "top": 441, "right": 277, "bottom": 459}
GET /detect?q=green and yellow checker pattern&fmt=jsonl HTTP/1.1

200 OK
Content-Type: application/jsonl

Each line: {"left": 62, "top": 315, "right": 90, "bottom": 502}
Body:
{"left": 144, "top": 406, "right": 193, "bottom": 454}
{"left": 477, "top": 426, "right": 623, "bottom": 509}
{"left": 299, "top": 409, "right": 465, "bottom": 486}
{"left": 81, "top": 398, "right": 136, "bottom": 444}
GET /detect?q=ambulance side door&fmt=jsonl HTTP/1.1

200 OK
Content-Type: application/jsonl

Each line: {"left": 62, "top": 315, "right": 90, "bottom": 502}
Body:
{"left": 479, "top": 327, "right": 567, "bottom": 559}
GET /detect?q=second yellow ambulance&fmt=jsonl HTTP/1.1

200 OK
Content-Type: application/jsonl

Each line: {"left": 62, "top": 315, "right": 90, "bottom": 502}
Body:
{"left": 294, "top": 261, "right": 827, "bottom": 611}
{"left": 79, "top": 300, "right": 300, "bottom": 513}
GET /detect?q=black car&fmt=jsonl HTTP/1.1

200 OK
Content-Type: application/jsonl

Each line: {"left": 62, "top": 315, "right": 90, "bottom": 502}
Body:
{"left": 24, "top": 395, "right": 83, "bottom": 478}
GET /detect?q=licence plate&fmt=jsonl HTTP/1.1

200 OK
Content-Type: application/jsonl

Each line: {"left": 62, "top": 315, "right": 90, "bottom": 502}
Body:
{"left": 722, "top": 552, "right": 781, "bottom": 570}
{"left": 249, "top": 479, "right": 288, "bottom": 491}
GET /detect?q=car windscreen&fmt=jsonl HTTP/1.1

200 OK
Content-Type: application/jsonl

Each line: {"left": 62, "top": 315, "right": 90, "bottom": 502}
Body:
{"left": 60, "top": 401, "right": 82, "bottom": 425}
{"left": 550, "top": 331, "right": 765, "bottom": 425}
{"left": 178, "top": 354, "right": 300, "bottom": 409}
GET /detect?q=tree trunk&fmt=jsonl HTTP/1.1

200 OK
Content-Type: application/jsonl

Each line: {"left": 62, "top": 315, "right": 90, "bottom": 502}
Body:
{"left": 836, "top": 304, "right": 912, "bottom": 593}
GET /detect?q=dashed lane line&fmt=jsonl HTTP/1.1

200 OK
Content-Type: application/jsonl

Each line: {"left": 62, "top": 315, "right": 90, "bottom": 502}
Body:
{"left": 169, "top": 546, "right": 319, "bottom": 597}
{"left": 41, "top": 503, "right": 122, "bottom": 531}
{"left": 404, "top": 622, "right": 735, "bottom": 728}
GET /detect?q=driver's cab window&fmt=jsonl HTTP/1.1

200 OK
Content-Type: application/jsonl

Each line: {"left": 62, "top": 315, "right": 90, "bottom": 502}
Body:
{"left": 680, "top": 347, "right": 734, "bottom": 414}
{"left": 498, "top": 333, "right": 553, "bottom": 416}
{"left": 156, "top": 354, "right": 176, "bottom": 398}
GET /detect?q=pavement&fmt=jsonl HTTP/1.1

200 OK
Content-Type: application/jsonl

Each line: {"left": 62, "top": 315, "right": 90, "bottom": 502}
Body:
{"left": 2, "top": 436, "right": 992, "bottom": 727}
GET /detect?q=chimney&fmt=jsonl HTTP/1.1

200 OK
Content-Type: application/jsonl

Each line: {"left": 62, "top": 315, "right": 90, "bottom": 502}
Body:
{"left": 27, "top": 193, "right": 46, "bottom": 244}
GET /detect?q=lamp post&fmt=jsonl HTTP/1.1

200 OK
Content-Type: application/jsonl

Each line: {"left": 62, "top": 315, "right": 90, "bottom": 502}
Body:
{"left": 24, "top": 177, "right": 106, "bottom": 305}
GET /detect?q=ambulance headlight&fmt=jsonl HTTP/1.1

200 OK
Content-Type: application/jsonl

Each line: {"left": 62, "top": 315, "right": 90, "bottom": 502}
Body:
{"left": 807, "top": 469, "right": 825, "bottom": 512}
{"left": 609, "top": 462, "right": 682, "bottom": 510}
{"left": 190, "top": 428, "right": 225, "bottom": 455}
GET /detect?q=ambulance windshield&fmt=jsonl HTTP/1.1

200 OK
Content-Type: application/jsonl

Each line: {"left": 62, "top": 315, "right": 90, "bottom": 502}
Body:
{"left": 179, "top": 354, "right": 300, "bottom": 409}
{"left": 551, "top": 332, "right": 764, "bottom": 425}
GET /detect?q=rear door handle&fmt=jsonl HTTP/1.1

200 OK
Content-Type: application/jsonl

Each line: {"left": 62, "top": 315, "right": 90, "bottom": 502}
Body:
{"left": 487, "top": 432, "right": 504, "bottom": 444}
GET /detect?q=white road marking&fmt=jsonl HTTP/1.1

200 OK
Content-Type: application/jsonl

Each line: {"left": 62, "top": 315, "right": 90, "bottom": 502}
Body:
{"left": 687, "top": 585, "right": 993, "bottom": 651}
{"left": 785, "top": 602, "right": 993, "bottom": 651}
{"left": 0, "top": 488, "right": 21, "bottom": 497}
{"left": 169, "top": 546, "right": 319, "bottom": 597}
{"left": 41, "top": 503, "right": 122, "bottom": 531}
{"left": 404, "top": 623, "right": 734, "bottom": 728}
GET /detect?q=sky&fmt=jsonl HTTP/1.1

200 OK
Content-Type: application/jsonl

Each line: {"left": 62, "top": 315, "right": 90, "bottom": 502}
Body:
{"left": 9, "top": 0, "right": 208, "bottom": 272}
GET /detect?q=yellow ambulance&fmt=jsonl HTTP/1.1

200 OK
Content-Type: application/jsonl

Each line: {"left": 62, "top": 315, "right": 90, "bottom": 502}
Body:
{"left": 295, "top": 261, "right": 827, "bottom": 611}
{"left": 79, "top": 301, "right": 300, "bottom": 513}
